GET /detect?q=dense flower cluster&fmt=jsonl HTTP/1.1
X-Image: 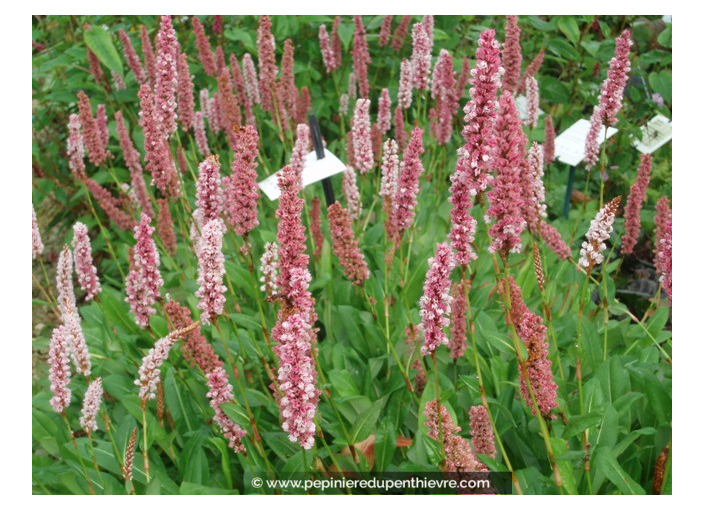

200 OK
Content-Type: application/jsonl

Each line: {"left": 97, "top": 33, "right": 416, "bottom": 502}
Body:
{"left": 155, "top": 15, "right": 180, "bottom": 138}
{"left": 257, "top": 16, "right": 277, "bottom": 112}
{"left": 195, "top": 219, "right": 227, "bottom": 325}
{"left": 32, "top": 204, "right": 44, "bottom": 259}
{"left": 579, "top": 197, "right": 621, "bottom": 272}
{"left": 352, "top": 98, "right": 373, "bottom": 174}
{"left": 125, "top": 214, "right": 163, "bottom": 327}
{"left": 165, "top": 299, "right": 223, "bottom": 374}
{"left": 328, "top": 201, "right": 369, "bottom": 286}
{"left": 48, "top": 325, "right": 72, "bottom": 413}
{"left": 136, "top": 332, "right": 178, "bottom": 401}
{"left": 411, "top": 23, "right": 431, "bottom": 91}
{"left": 420, "top": 243, "right": 455, "bottom": 356}
{"left": 424, "top": 400, "right": 485, "bottom": 473}
{"left": 502, "top": 15, "right": 522, "bottom": 94}
{"left": 115, "top": 111, "right": 153, "bottom": 216}
{"left": 486, "top": 93, "right": 527, "bottom": 258}
{"left": 507, "top": 277, "right": 558, "bottom": 418}
{"left": 223, "top": 125, "right": 260, "bottom": 237}
{"left": 80, "top": 378, "right": 103, "bottom": 433}
{"left": 469, "top": 405, "right": 496, "bottom": 458}
{"left": 72, "top": 222, "right": 102, "bottom": 301}
{"left": 621, "top": 154, "right": 652, "bottom": 254}
{"left": 352, "top": 16, "right": 370, "bottom": 99}
{"left": 394, "top": 127, "right": 425, "bottom": 237}
{"left": 342, "top": 166, "right": 362, "bottom": 220}
{"left": 206, "top": 367, "right": 247, "bottom": 453}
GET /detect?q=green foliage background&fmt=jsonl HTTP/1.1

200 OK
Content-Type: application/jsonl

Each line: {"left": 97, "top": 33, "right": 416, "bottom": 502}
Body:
{"left": 32, "top": 15, "right": 672, "bottom": 495}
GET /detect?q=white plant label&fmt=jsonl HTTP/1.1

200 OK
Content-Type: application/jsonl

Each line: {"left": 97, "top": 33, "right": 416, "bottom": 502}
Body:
{"left": 632, "top": 114, "right": 672, "bottom": 154}
{"left": 258, "top": 149, "right": 347, "bottom": 201}
{"left": 554, "top": 119, "right": 618, "bottom": 167}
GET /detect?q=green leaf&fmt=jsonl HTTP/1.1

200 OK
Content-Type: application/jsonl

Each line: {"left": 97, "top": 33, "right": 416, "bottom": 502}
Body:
{"left": 564, "top": 412, "right": 603, "bottom": 439}
{"left": 557, "top": 17, "right": 580, "bottom": 45}
{"left": 84, "top": 27, "right": 123, "bottom": 76}
{"left": 648, "top": 71, "right": 672, "bottom": 103}
{"left": 593, "top": 449, "right": 646, "bottom": 495}
{"left": 349, "top": 397, "right": 385, "bottom": 444}
{"left": 550, "top": 437, "right": 578, "bottom": 495}
{"left": 374, "top": 418, "right": 396, "bottom": 472}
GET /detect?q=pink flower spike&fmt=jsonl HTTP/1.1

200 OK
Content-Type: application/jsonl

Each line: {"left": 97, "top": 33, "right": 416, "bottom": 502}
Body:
{"left": 140, "top": 25, "right": 156, "bottom": 86}
{"left": 80, "top": 378, "right": 103, "bottom": 433}
{"left": 398, "top": 59, "right": 413, "bottom": 110}
{"left": 469, "top": 405, "right": 496, "bottom": 459}
{"left": 310, "top": 198, "right": 324, "bottom": 259}
{"left": 56, "top": 245, "right": 92, "bottom": 378}
{"left": 77, "top": 91, "right": 108, "bottom": 166}
{"left": 291, "top": 124, "right": 311, "bottom": 179}
{"left": 502, "top": 15, "right": 523, "bottom": 94}
{"left": 352, "top": 98, "right": 374, "bottom": 174}
{"left": 195, "top": 219, "right": 228, "bottom": 325}
{"left": 157, "top": 198, "right": 176, "bottom": 255}
{"left": 72, "top": 222, "right": 101, "bottom": 301}
{"left": 411, "top": 23, "right": 432, "bottom": 91}
{"left": 67, "top": 114, "right": 86, "bottom": 179}
{"left": 138, "top": 84, "right": 180, "bottom": 197}
{"left": 194, "top": 110, "right": 211, "bottom": 157}
{"left": 135, "top": 332, "right": 178, "bottom": 401}
{"left": 424, "top": 400, "right": 485, "bottom": 473}
{"left": 196, "top": 154, "right": 223, "bottom": 225}
{"left": 654, "top": 197, "right": 671, "bottom": 275}
{"left": 275, "top": 165, "right": 310, "bottom": 299}
{"left": 155, "top": 15, "right": 180, "bottom": 138}
{"left": 192, "top": 16, "right": 217, "bottom": 77}
{"left": 328, "top": 201, "right": 369, "bottom": 285}
{"left": 119, "top": 29, "right": 147, "bottom": 84}
{"left": 657, "top": 219, "right": 672, "bottom": 299}
{"left": 392, "top": 16, "right": 411, "bottom": 52}
{"left": 177, "top": 52, "right": 195, "bottom": 131}
{"left": 597, "top": 29, "right": 633, "bottom": 127}
{"left": 95, "top": 104, "right": 109, "bottom": 152}
{"left": 242, "top": 53, "right": 261, "bottom": 106}
{"left": 342, "top": 166, "right": 362, "bottom": 220}
{"left": 543, "top": 116, "right": 555, "bottom": 166}
{"left": 579, "top": 196, "right": 621, "bottom": 273}
{"left": 165, "top": 299, "right": 223, "bottom": 374}
{"left": 584, "top": 107, "right": 603, "bottom": 171}
{"left": 126, "top": 214, "right": 163, "bottom": 328}
{"left": 377, "top": 88, "right": 392, "bottom": 133}
{"left": 33, "top": 204, "right": 44, "bottom": 260}
{"left": 394, "top": 127, "right": 425, "bottom": 236}
{"left": 486, "top": 93, "right": 527, "bottom": 258}
{"left": 56, "top": 245, "right": 77, "bottom": 321}
{"left": 380, "top": 138, "right": 400, "bottom": 199}
{"left": 523, "top": 142, "right": 547, "bottom": 230}
{"left": 540, "top": 222, "right": 572, "bottom": 260}
{"left": 352, "top": 16, "right": 370, "bottom": 99}
{"left": 420, "top": 243, "right": 455, "bottom": 356}
{"left": 48, "top": 325, "right": 72, "bottom": 414}
{"left": 257, "top": 16, "right": 277, "bottom": 112}
{"left": 223, "top": 125, "right": 260, "bottom": 237}
{"left": 259, "top": 242, "right": 280, "bottom": 298}
{"left": 458, "top": 29, "right": 503, "bottom": 196}
{"left": 273, "top": 311, "right": 320, "bottom": 449}
{"left": 379, "top": 16, "right": 392, "bottom": 47}
{"left": 319, "top": 24, "right": 337, "bottom": 73}
{"left": 394, "top": 105, "right": 407, "bottom": 152}
{"left": 525, "top": 76, "right": 540, "bottom": 129}
{"left": 621, "top": 154, "right": 652, "bottom": 255}
{"left": 206, "top": 366, "right": 247, "bottom": 453}
{"left": 115, "top": 111, "right": 153, "bottom": 217}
